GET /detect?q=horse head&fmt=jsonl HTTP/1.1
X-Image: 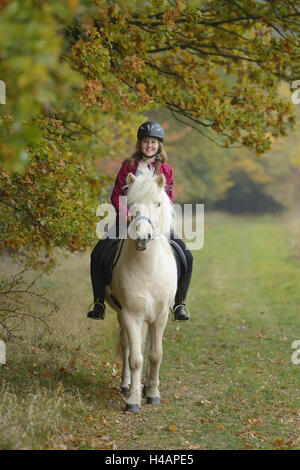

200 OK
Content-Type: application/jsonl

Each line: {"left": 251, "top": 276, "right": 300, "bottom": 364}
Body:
{"left": 126, "top": 170, "right": 173, "bottom": 252}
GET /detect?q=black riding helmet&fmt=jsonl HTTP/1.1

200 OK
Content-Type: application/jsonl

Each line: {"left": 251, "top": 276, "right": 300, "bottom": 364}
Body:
{"left": 137, "top": 122, "right": 164, "bottom": 142}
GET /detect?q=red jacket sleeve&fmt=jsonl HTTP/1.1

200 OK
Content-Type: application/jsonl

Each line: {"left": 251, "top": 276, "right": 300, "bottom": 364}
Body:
{"left": 168, "top": 166, "right": 174, "bottom": 203}
{"left": 110, "top": 161, "right": 130, "bottom": 218}
{"left": 162, "top": 164, "right": 174, "bottom": 203}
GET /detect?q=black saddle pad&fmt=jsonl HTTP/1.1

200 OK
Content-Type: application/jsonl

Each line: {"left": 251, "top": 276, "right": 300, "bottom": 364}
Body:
{"left": 169, "top": 240, "right": 187, "bottom": 280}
{"left": 170, "top": 245, "right": 182, "bottom": 280}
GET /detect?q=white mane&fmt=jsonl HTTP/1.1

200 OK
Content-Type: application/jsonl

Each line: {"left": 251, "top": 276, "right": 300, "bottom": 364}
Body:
{"left": 125, "top": 168, "right": 174, "bottom": 236}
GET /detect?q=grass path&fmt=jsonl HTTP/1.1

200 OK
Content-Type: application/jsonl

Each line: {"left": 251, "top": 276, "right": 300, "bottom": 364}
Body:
{"left": 1, "top": 213, "right": 300, "bottom": 449}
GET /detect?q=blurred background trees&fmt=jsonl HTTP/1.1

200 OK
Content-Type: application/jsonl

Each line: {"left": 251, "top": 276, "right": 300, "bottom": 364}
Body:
{"left": 0, "top": 0, "right": 299, "bottom": 277}
{"left": 150, "top": 93, "right": 300, "bottom": 213}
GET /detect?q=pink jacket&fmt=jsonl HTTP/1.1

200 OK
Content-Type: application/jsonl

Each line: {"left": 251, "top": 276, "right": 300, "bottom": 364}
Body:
{"left": 111, "top": 158, "right": 174, "bottom": 220}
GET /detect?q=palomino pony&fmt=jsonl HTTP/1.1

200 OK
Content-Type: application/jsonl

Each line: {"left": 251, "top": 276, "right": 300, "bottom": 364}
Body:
{"left": 106, "top": 169, "right": 177, "bottom": 412}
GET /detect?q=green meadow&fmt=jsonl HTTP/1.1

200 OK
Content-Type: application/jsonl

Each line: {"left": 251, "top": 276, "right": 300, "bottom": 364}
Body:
{"left": 1, "top": 212, "right": 300, "bottom": 450}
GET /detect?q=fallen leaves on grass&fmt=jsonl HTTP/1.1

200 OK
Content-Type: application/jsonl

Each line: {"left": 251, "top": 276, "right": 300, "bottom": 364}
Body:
{"left": 253, "top": 329, "right": 266, "bottom": 338}
{"left": 194, "top": 399, "right": 213, "bottom": 408}
{"left": 169, "top": 425, "right": 178, "bottom": 432}
{"left": 215, "top": 424, "right": 225, "bottom": 431}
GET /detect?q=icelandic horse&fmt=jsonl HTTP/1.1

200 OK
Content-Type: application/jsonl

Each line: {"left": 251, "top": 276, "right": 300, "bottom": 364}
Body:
{"left": 106, "top": 169, "right": 177, "bottom": 412}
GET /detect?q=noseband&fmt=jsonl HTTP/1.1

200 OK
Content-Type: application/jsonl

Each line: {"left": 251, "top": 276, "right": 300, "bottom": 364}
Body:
{"left": 134, "top": 216, "right": 155, "bottom": 232}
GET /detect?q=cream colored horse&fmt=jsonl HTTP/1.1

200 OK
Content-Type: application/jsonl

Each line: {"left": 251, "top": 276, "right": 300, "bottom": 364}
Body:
{"left": 106, "top": 169, "right": 177, "bottom": 412}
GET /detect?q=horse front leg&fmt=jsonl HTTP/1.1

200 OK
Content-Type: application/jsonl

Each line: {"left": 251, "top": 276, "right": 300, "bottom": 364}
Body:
{"left": 123, "top": 313, "right": 143, "bottom": 413}
{"left": 118, "top": 327, "right": 131, "bottom": 397}
{"left": 145, "top": 320, "right": 166, "bottom": 406}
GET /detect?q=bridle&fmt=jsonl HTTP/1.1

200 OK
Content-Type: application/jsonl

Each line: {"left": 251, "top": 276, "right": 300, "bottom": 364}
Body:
{"left": 128, "top": 215, "right": 156, "bottom": 241}
{"left": 134, "top": 216, "right": 155, "bottom": 231}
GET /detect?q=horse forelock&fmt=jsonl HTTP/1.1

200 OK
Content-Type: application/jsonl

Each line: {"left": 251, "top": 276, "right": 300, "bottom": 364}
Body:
{"left": 126, "top": 171, "right": 174, "bottom": 235}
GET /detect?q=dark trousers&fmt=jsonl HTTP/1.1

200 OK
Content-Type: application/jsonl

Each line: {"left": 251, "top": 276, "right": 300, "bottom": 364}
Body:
{"left": 170, "top": 232, "right": 193, "bottom": 305}
{"left": 90, "top": 232, "right": 193, "bottom": 306}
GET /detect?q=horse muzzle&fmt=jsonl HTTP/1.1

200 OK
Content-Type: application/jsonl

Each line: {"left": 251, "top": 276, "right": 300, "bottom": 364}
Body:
{"left": 135, "top": 233, "right": 152, "bottom": 252}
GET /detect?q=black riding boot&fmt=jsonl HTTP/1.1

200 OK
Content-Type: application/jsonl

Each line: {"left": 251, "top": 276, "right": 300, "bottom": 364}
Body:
{"left": 88, "top": 232, "right": 122, "bottom": 320}
{"left": 87, "top": 300, "right": 105, "bottom": 320}
{"left": 172, "top": 271, "right": 192, "bottom": 321}
{"left": 87, "top": 243, "right": 107, "bottom": 320}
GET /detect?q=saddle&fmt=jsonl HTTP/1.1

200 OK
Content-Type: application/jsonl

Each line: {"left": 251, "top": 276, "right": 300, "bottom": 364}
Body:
{"left": 169, "top": 239, "right": 187, "bottom": 280}
{"left": 101, "top": 237, "right": 187, "bottom": 288}
{"left": 100, "top": 237, "right": 187, "bottom": 311}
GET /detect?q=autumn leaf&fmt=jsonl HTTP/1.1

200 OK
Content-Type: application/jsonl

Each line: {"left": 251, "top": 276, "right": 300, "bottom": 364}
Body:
{"left": 245, "top": 443, "right": 254, "bottom": 449}
{"left": 274, "top": 439, "right": 285, "bottom": 449}
{"left": 169, "top": 425, "right": 178, "bottom": 432}
{"left": 215, "top": 424, "right": 225, "bottom": 431}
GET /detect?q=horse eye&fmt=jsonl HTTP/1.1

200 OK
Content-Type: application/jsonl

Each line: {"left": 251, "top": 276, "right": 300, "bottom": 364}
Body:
{"left": 156, "top": 202, "right": 161, "bottom": 207}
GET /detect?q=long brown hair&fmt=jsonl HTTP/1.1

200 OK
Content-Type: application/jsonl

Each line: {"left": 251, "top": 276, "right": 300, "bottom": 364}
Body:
{"left": 123, "top": 138, "right": 168, "bottom": 168}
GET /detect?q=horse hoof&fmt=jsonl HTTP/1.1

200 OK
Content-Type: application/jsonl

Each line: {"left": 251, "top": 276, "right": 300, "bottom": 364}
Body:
{"left": 125, "top": 403, "right": 140, "bottom": 413}
{"left": 121, "top": 387, "right": 130, "bottom": 396}
{"left": 146, "top": 396, "right": 160, "bottom": 405}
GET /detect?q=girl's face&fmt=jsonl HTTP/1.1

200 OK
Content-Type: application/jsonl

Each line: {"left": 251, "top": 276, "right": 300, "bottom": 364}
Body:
{"left": 141, "top": 137, "right": 159, "bottom": 158}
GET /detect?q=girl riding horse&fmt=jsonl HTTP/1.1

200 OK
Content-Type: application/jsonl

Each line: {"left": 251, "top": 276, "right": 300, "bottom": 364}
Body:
{"left": 88, "top": 121, "right": 193, "bottom": 322}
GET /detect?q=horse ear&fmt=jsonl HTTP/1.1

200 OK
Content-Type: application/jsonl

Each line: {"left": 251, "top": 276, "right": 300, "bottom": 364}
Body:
{"left": 155, "top": 173, "right": 165, "bottom": 189}
{"left": 127, "top": 173, "right": 136, "bottom": 185}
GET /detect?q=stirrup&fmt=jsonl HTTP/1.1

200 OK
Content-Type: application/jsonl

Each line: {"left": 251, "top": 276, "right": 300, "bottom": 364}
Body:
{"left": 171, "top": 303, "right": 190, "bottom": 321}
{"left": 88, "top": 300, "right": 106, "bottom": 310}
{"left": 87, "top": 301, "right": 105, "bottom": 320}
